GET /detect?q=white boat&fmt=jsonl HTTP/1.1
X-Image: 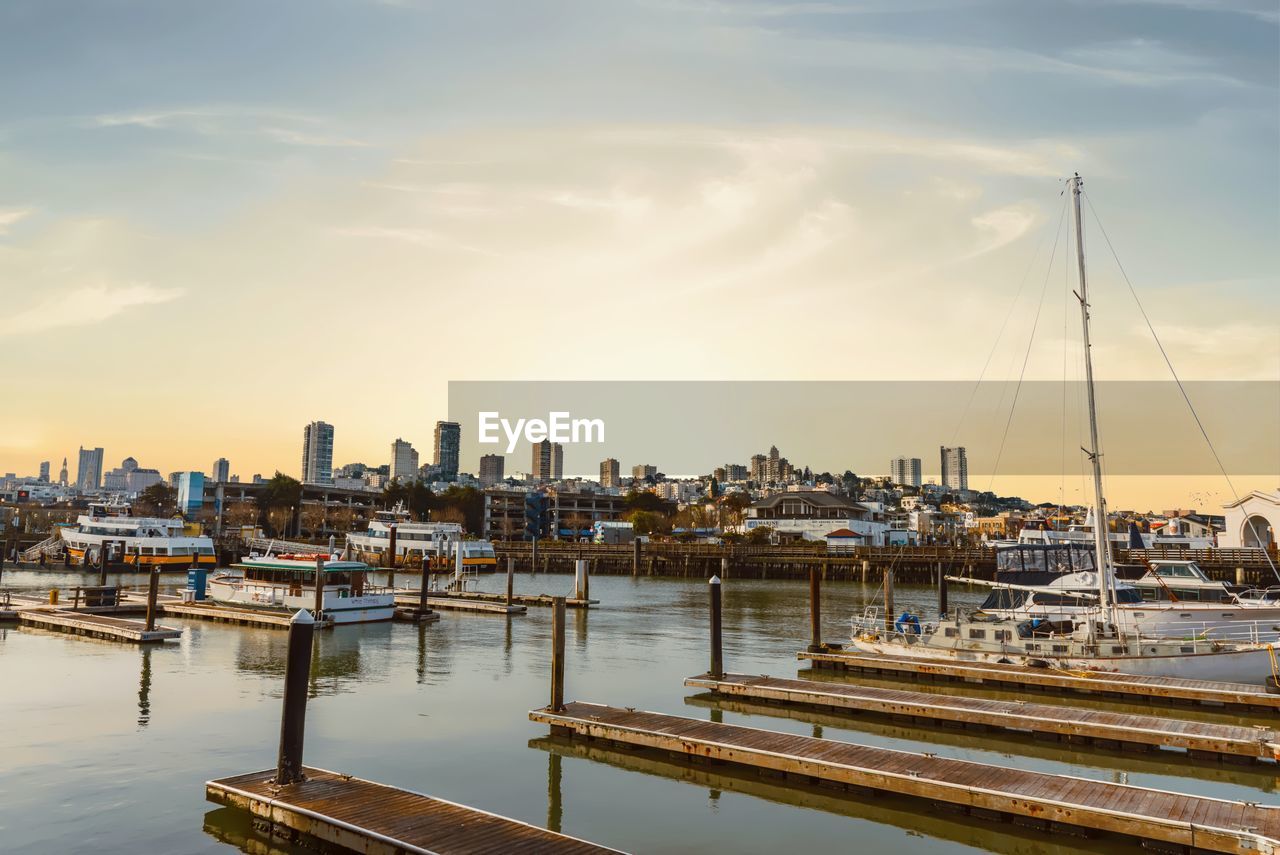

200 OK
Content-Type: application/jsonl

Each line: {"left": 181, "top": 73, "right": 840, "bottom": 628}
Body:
{"left": 208, "top": 553, "right": 395, "bottom": 624}
{"left": 59, "top": 499, "right": 216, "bottom": 571}
{"left": 345, "top": 503, "right": 496, "bottom": 569}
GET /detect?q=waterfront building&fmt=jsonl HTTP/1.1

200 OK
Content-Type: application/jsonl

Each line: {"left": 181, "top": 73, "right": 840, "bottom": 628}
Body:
{"left": 1220, "top": 490, "right": 1279, "bottom": 549}
{"left": 76, "top": 446, "right": 104, "bottom": 491}
{"left": 483, "top": 487, "right": 626, "bottom": 541}
{"left": 433, "top": 421, "right": 461, "bottom": 481}
{"left": 176, "top": 471, "right": 205, "bottom": 517}
{"left": 743, "top": 490, "right": 889, "bottom": 545}
{"left": 531, "top": 439, "right": 564, "bottom": 482}
{"left": 211, "top": 457, "right": 230, "bottom": 483}
{"left": 940, "top": 446, "right": 969, "bottom": 492}
{"left": 599, "top": 458, "right": 620, "bottom": 488}
{"left": 479, "top": 453, "right": 505, "bottom": 487}
{"left": 38, "top": 461, "right": 50, "bottom": 482}
{"left": 890, "top": 456, "right": 922, "bottom": 488}
{"left": 631, "top": 463, "right": 657, "bottom": 482}
{"left": 301, "top": 421, "right": 335, "bottom": 485}
{"left": 390, "top": 438, "right": 419, "bottom": 482}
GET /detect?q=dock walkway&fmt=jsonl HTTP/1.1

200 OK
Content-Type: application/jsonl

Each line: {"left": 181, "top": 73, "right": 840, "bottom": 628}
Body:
{"left": 687, "top": 673, "right": 1280, "bottom": 762}
{"left": 437, "top": 590, "right": 595, "bottom": 609}
{"left": 207, "top": 767, "right": 623, "bottom": 854}
{"left": 531, "top": 702, "right": 1280, "bottom": 854}
{"left": 17, "top": 608, "right": 181, "bottom": 643}
{"left": 394, "top": 593, "right": 526, "bottom": 615}
{"left": 799, "top": 650, "right": 1280, "bottom": 712}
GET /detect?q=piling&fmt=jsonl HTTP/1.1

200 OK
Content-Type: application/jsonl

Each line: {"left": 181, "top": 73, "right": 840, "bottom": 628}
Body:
{"left": 506, "top": 556, "right": 515, "bottom": 606}
{"left": 387, "top": 524, "right": 397, "bottom": 590}
{"left": 632, "top": 538, "right": 641, "bottom": 575}
{"left": 884, "top": 568, "right": 895, "bottom": 632}
{"left": 808, "top": 566, "right": 822, "bottom": 652}
{"left": 312, "top": 555, "right": 325, "bottom": 620}
{"left": 551, "top": 596, "right": 566, "bottom": 712}
{"left": 573, "top": 560, "right": 588, "bottom": 600}
{"left": 98, "top": 540, "right": 109, "bottom": 587}
{"left": 709, "top": 576, "right": 723, "bottom": 679}
{"left": 720, "top": 556, "right": 729, "bottom": 581}
{"left": 860, "top": 559, "right": 869, "bottom": 582}
{"left": 145, "top": 565, "right": 160, "bottom": 632}
{"left": 938, "top": 568, "right": 949, "bottom": 617}
{"left": 275, "top": 610, "right": 316, "bottom": 785}
{"left": 531, "top": 537, "right": 539, "bottom": 574}
{"left": 418, "top": 555, "right": 430, "bottom": 614}
{"left": 1237, "top": 566, "right": 1246, "bottom": 586}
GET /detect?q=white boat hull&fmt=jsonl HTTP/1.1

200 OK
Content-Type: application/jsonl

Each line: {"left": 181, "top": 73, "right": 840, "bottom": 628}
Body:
{"left": 207, "top": 577, "right": 394, "bottom": 624}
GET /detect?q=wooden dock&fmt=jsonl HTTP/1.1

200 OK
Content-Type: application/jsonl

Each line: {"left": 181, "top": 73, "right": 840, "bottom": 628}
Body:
{"left": 437, "top": 590, "right": 595, "bottom": 609}
{"left": 207, "top": 767, "right": 623, "bottom": 854}
{"left": 159, "top": 601, "right": 332, "bottom": 629}
{"left": 394, "top": 593, "right": 526, "bottom": 615}
{"left": 531, "top": 702, "right": 1280, "bottom": 853}
{"left": 17, "top": 608, "right": 181, "bottom": 643}
{"left": 687, "top": 673, "right": 1280, "bottom": 763}
{"left": 799, "top": 650, "right": 1280, "bottom": 712}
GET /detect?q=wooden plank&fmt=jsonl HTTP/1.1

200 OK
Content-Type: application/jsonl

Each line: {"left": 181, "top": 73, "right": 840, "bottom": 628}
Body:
{"left": 18, "top": 608, "right": 181, "bottom": 643}
{"left": 207, "top": 766, "right": 623, "bottom": 854}
{"left": 799, "top": 650, "right": 1280, "bottom": 711}
{"left": 531, "top": 702, "right": 1280, "bottom": 854}
{"left": 158, "top": 601, "right": 330, "bottom": 629}
{"left": 686, "top": 673, "right": 1280, "bottom": 761}
{"left": 393, "top": 593, "right": 526, "bottom": 615}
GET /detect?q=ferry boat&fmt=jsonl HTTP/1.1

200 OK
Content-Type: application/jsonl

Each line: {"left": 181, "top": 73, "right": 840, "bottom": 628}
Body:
{"left": 345, "top": 504, "right": 497, "bottom": 570}
{"left": 207, "top": 553, "right": 394, "bottom": 624}
{"left": 59, "top": 499, "right": 216, "bottom": 571}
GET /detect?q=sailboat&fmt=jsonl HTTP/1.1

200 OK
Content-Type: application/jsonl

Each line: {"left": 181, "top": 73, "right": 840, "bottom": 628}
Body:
{"left": 849, "top": 175, "right": 1279, "bottom": 684}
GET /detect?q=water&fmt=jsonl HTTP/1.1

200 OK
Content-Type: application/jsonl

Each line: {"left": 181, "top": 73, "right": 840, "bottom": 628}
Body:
{"left": 1, "top": 570, "right": 1276, "bottom": 853}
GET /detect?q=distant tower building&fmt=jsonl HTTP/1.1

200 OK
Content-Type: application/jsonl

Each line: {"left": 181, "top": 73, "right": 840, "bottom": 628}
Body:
{"left": 433, "top": 421, "right": 461, "bottom": 481}
{"left": 211, "top": 458, "right": 230, "bottom": 483}
{"left": 749, "top": 454, "right": 768, "bottom": 482}
{"left": 390, "top": 438, "right": 419, "bottom": 482}
{"left": 940, "top": 446, "right": 969, "bottom": 492}
{"left": 301, "top": 421, "right": 335, "bottom": 484}
{"left": 121, "top": 456, "right": 139, "bottom": 473}
{"left": 38, "top": 461, "right": 50, "bottom": 482}
{"left": 600, "top": 458, "right": 620, "bottom": 488}
{"left": 767, "top": 445, "right": 781, "bottom": 483}
{"left": 631, "top": 464, "right": 657, "bottom": 482}
{"left": 58, "top": 457, "right": 68, "bottom": 486}
{"left": 176, "top": 471, "right": 205, "bottom": 517}
{"left": 890, "top": 456, "right": 922, "bottom": 488}
{"left": 724, "top": 464, "right": 748, "bottom": 482}
{"left": 76, "top": 446, "right": 104, "bottom": 491}
{"left": 531, "top": 439, "right": 564, "bottom": 482}
{"left": 479, "top": 453, "right": 505, "bottom": 487}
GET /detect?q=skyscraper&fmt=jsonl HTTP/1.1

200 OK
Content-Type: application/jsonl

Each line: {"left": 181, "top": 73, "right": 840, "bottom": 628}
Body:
{"left": 38, "top": 461, "right": 50, "bottom": 482}
{"left": 479, "top": 453, "right": 505, "bottom": 487}
{"left": 599, "top": 457, "right": 620, "bottom": 488}
{"left": 301, "top": 421, "right": 335, "bottom": 485}
{"left": 531, "top": 439, "right": 564, "bottom": 482}
{"left": 390, "top": 438, "right": 419, "bottom": 482}
{"left": 58, "top": 457, "right": 68, "bottom": 486}
{"left": 631, "top": 464, "right": 657, "bottom": 482}
{"left": 211, "top": 457, "right": 230, "bottom": 483}
{"left": 940, "top": 446, "right": 969, "bottom": 492}
{"left": 890, "top": 456, "right": 922, "bottom": 488}
{"left": 433, "top": 421, "right": 461, "bottom": 481}
{"left": 76, "top": 446, "right": 104, "bottom": 491}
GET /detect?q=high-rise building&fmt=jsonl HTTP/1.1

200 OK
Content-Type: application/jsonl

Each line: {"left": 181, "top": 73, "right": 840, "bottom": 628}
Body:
{"left": 390, "top": 438, "right": 419, "bottom": 482}
{"left": 599, "top": 458, "right": 620, "bottom": 488}
{"left": 531, "top": 439, "right": 564, "bottom": 482}
{"left": 211, "top": 457, "right": 230, "bottom": 483}
{"left": 127, "top": 468, "right": 163, "bottom": 492}
{"left": 749, "top": 454, "right": 768, "bottom": 482}
{"left": 301, "top": 421, "right": 335, "bottom": 484}
{"left": 58, "top": 457, "right": 68, "bottom": 486}
{"left": 176, "top": 471, "right": 205, "bottom": 517}
{"left": 890, "top": 456, "right": 922, "bottom": 488}
{"left": 631, "top": 464, "right": 657, "bottom": 482}
{"left": 38, "top": 461, "right": 50, "bottom": 482}
{"left": 76, "top": 446, "right": 104, "bottom": 491}
{"left": 433, "top": 421, "right": 461, "bottom": 481}
{"left": 940, "top": 446, "right": 969, "bottom": 492}
{"left": 479, "top": 453, "right": 505, "bottom": 487}
{"left": 724, "top": 464, "right": 748, "bottom": 482}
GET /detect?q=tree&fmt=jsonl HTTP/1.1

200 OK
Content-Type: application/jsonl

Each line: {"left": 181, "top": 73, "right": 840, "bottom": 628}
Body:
{"left": 299, "top": 504, "right": 327, "bottom": 537}
{"left": 623, "top": 491, "right": 674, "bottom": 515}
{"left": 328, "top": 507, "right": 356, "bottom": 533}
{"left": 266, "top": 506, "right": 294, "bottom": 537}
{"left": 225, "top": 501, "right": 259, "bottom": 529}
{"left": 136, "top": 483, "right": 177, "bottom": 516}
{"left": 257, "top": 472, "right": 302, "bottom": 536}
{"left": 626, "top": 509, "right": 670, "bottom": 537}
{"left": 745, "top": 526, "right": 774, "bottom": 545}
{"left": 435, "top": 485, "right": 483, "bottom": 534}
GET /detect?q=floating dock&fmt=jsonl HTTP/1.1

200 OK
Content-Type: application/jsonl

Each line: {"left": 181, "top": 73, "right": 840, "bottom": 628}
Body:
{"left": 206, "top": 767, "right": 623, "bottom": 854}
{"left": 687, "top": 673, "right": 1280, "bottom": 763}
{"left": 17, "top": 608, "right": 181, "bottom": 643}
{"left": 799, "top": 650, "right": 1280, "bottom": 712}
{"left": 531, "top": 702, "right": 1280, "bottom": 853}
{"left": 158, "top": 601, "right": 332, "bottom": 629}
{"left": 394, "top": 593, "right": 526, "bottom": 615}
{"left": 436, "top": 590, "right": 595, "bottom": 609}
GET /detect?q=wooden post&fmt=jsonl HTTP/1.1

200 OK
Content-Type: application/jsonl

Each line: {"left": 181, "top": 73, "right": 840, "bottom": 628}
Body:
{"left": 98, "top": 540, "right": 109, "bottom": 587}
{"left": 1236, "top": 566, "right": 1245, "bottom": 586}
{"left": 275, "top": 609, "right": 316, "bottom": 785}
{"left": 550, "top": 596, "right": 566, "bottom": 712}
{"left": 709, "top": 575, "right": 723, "bottom": 679}
{"left": 387, "top": 524, "right": 397, "bottom": 591}
{"left": 938, "top": 568, "right": 949, "bottom": 618}
{"left": 632, "top": 538, "right": 641, "bottom": 575}
{"left": 720, "top": 556, "right": 729, "bottom": 581}
{"left": 531, "top": 537, "right": 538, "bottom": 574}
{"left": 145, "top": 564, "right": 160, "bottom": 631}
{"left": 861, "top": 559, "right": 869, "bottom": 583}
{"left": 808, "top": 565, "right": 822, "bottom": 652}
{"left": 573, "top": 559, "right": 587, "bottom": 600}
{"left": 417, "top": 555, "right": 430, "bottom": 614}
{"left": 313, "top": 555, "right": 325, "bottom": 620}
{"left": 884, "top": 568, "right": 895, "bottom": 633}
{"left": 505, "top": 555, "right": 514, "bottom": 606}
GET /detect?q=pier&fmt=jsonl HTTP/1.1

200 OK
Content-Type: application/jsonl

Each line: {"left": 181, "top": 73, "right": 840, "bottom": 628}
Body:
{"left": 686, "top": 673, "right": 1280, "bottom": 763}
{"left": 16, "top": 608, "right": 181, "bottom": 643}
{"left": 393, "top": 592, "right": 526, "bottom": 615}
{"left": 798, "top": 650, "right": 1280, "bottom": 712}
{"left": 530, "top": 702, "right": 1280, "bottom": 853}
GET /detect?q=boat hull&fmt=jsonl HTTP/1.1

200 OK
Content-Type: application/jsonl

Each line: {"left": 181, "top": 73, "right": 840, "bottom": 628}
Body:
{"left": 207, "top": 577, "right": 394, "bottom": 624}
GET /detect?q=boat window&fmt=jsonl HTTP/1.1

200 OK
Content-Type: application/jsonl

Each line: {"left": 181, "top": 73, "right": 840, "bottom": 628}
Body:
{"left": 944, "top": 627, "right": 957, "bottom": 638}
{"left": 1111, "top": 646, "right": 1125, "bottom": 654}
{"left": 1025, "top": 643, "right": 1040, "bottom": 652}
{"left": 1051, "top": 644, "right": 1068, "bottom": 653}
{"left": 994, "top": 630, "right": 1011, "bottom": 642}
{"left": 968, "top": 629, "right": 986, "bottom": 639}
{"left": 1114, "top": 589, "right": 1143, "bottom": 604}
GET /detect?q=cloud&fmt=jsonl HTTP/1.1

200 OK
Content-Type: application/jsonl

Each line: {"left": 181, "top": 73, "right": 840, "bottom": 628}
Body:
{"left": 0, "top": 283, "right": 183, "bottom": 336}
{"left": 88, "top": 107, "right": 371, "bottom": 148}
{"left": 261, "top": 128, "right": 372, "bottom": 148}
{"left": 0, "top": 209, "right": 31, "bottom": 235}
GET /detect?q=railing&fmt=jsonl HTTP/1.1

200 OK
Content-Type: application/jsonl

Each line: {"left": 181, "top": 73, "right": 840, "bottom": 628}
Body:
{"left": 20, "top": 533, "right": 63, "bottom": 562}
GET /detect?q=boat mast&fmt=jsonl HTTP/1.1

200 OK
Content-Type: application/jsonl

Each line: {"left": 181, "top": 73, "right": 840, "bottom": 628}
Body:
{"left": 1069, "top": 173, "right": 1115, "bottom": 636}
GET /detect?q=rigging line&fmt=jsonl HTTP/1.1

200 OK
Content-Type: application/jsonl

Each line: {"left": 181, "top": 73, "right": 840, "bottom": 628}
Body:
{"left": 949, "top": 190, "right": 1065, "bottom": 448}
{"left": 1082, "top": 191, "right": 1279, "bottom": 580}
{"left": 987, "top": 195, "right": 1069, "bottom": 494}
{"left": 1059, "top": 202, "right": 1072, "bottom": 515}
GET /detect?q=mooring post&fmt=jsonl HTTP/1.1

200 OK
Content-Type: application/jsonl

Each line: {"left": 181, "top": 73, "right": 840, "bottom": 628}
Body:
{"left": 418, "top": 554, "right": 430, "bottom": 614}
{"left": 861, "top": 559, "right": 869, "bottom": 583}
{"left": 550, "top": 596, "right": 566, "bottom": 712}
{"left": 313, "top": 555, "right": 325, "bottom": 620}
{"left": 808, "top": 564, "right": 822, "bottom": 652}
{"left": 884, "top": 568, "right": 895, "bottom": 633}
{"left": 720, "top": 556, "right": 729, "bottom": 581}
{"left": 938, "top": 568, "right": 949, "bottom": 618}
{"left": 632, "top": 538, "right": 641, "bottom": 575}
{"left": 98, "top": 540, "right": 109, "bottom": 587}
{"left": 145, "top": 563, "right": 160, "bottom": 632}
{"left": 276, "top": 609, "right": 316, "bottom": 785}
{"left": 573, "top": 559, "right": 585, "bottom": 600}
{"left": 531, "top": 537, "right": 538, "bottom": 574}
{"left": 506, "top": 555, "right": 515, "bottom": 606}
{"left": 387, "top": 523, "right": 397, "bottom": 591}
{"left": 709, "top": 575, "right": 723, "bottom": 679}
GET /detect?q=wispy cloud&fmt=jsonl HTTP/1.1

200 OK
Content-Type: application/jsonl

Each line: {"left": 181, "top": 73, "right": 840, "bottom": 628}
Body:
{"left": 88, "top": 107, "right": 372, "bottom": 148}
{"left": 261, "top": 127, "right": 372, "bottom": 148}
{"left": 0, "top": 283, "right": 183, "bottom": 337}
{"left": 0, "top": 208, "right": 32, "bottom": 235}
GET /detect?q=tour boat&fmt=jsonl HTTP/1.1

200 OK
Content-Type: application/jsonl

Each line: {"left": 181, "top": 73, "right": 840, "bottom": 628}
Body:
{"left": 59, "top": 499, "right": 216, "bottom": 571}
{"left": 345, "top": 503, "right": 496, "bottom": 569}
{"left": 208, "top": 553, "right": 395, "bottom": 623}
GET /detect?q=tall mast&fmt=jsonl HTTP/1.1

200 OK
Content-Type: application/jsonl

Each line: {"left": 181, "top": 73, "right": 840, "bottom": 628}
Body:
{"left": 1070, "top": 173, "right": 1114, "bottom": 632}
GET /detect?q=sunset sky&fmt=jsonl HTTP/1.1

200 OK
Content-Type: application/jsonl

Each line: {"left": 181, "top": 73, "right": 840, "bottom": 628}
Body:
{"left": 1, "top": 0, "right": 1276, "bottom": 509}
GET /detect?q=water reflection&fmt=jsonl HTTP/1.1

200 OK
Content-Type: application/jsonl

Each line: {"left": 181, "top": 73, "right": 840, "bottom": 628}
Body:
{"left": 233, "top": 628, "right": 374, "bottom": 696}
{"left": 203, "top": 807, "right": 304, "bottom": 855}
{"left": 137, "top": 647, "right": 152, "bottom": 728}
{"left": 546, "top": 751, "right": 562, "bottom": 834}
{"left": 529, "top": 736, "right": 1135, "bottom": 855}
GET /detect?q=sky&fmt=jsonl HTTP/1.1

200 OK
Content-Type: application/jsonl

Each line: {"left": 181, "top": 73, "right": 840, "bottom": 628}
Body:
{"left": 0, "top": 0, "right": 1276, "bottom": 509}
